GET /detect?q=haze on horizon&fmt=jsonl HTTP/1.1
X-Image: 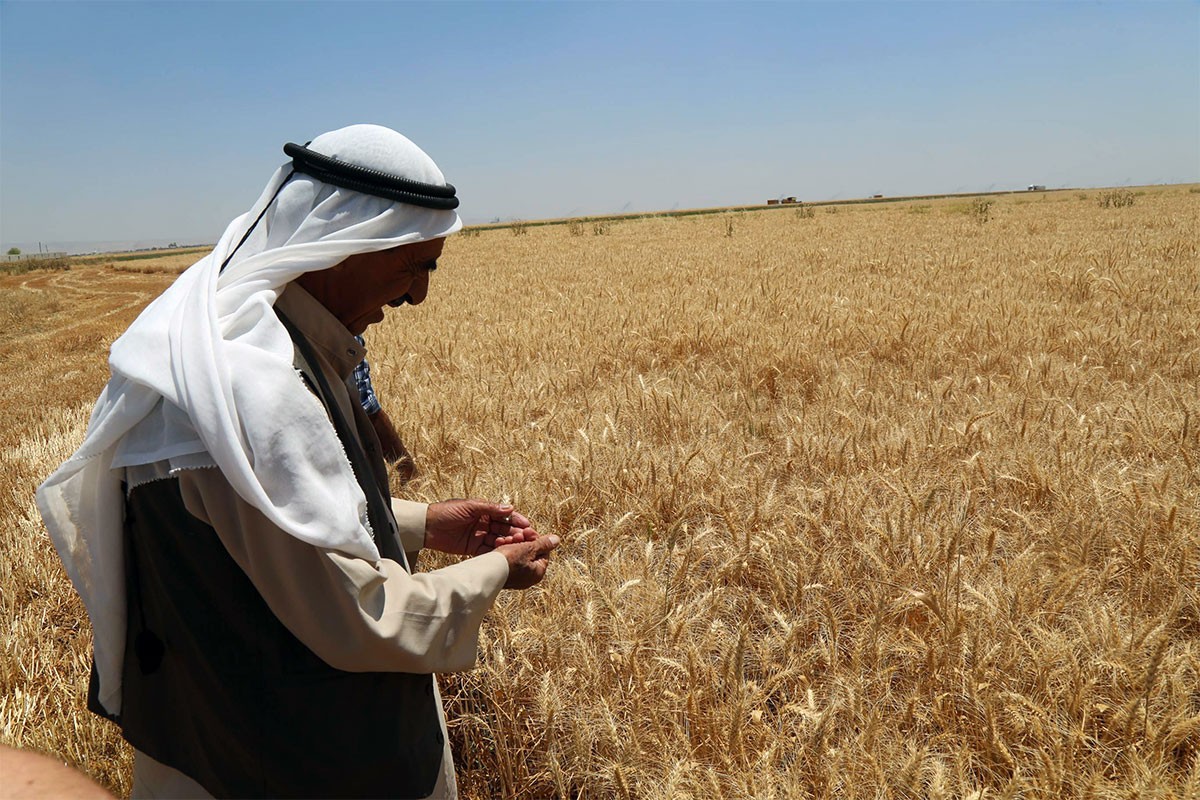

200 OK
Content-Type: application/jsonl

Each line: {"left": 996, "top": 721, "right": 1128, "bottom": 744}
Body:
{"left": 2, "top": 1, "right": 1197, "bottom": 252}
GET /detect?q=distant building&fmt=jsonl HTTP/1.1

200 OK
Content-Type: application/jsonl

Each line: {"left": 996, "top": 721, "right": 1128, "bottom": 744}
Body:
{"left": 782, "top": 196, "right": 797, "bottom": 204}
{"left": 1027, "top": 185, "right": 1046, "bottom": 191}
{"left": 4, "top": 251, "right": 67, "bottom": 262}
{"left": 872, "top": 194, "right": 884, "bottom": 199}
{"left": 767, "top": 199, "right": 780, "bottom": 205}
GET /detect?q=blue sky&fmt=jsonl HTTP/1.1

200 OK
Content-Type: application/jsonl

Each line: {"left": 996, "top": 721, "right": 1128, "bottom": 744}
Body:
{"left": 2, "top": 1, "right": 1197, "bottom": 250}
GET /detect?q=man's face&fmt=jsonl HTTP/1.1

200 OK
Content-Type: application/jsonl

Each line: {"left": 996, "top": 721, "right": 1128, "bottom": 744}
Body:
{"left": 298, "top": 238, "right": 445, "bottom": 335}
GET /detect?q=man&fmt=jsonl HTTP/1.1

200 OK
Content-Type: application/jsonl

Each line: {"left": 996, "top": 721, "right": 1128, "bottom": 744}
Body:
{"left": 37, "top": 125, "right": 559, "bottom": 799}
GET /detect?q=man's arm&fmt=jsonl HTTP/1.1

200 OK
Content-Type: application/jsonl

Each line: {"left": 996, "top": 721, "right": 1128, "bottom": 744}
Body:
{"left": 178, "top": 468, "right": 510, "bottom": 674}
{"left": 352, "top": 345, "right": 416, "bottom": 480}
{"left": 368, "top": 406, "right": 416, "bottom": 481}
{"left": 391, "top": 497, "right": 428, "bottom": 565}
{"left": 0, "top": 746, "right": 114, "bottom": 800}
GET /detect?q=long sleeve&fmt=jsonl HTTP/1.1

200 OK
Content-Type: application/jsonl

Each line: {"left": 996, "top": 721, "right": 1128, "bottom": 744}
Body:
{"left": 176, "top": 468, "right": 509, "bottom": 674}
{"left": 393, "top": 496, "right": 429, "bottom": 564}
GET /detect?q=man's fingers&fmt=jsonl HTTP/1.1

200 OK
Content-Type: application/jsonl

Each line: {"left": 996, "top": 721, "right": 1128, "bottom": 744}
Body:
{"left": 532, "top": 534, "right": 561, "bottom": 557}
{"left": 476, "top": 502, "right": 530, "bottom": 527}
{"left": 489, "top": 506, "right": 530, "bottom": 530}
{"left": 498, "top": 534, "right": 559, "bottom": 589}
{"left": 499, "top": 535, "right": 559, "bottom": 562}
{"left": 485, "top": 521, "right": 531, "bottom": 540}
{"left": 482, "top": 503, "right": 531, "bottom": 539}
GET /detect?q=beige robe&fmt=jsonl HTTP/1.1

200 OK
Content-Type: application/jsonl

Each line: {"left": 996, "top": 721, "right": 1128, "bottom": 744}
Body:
{"left": 127, "top": 284, "right": 508, "bottom": 799}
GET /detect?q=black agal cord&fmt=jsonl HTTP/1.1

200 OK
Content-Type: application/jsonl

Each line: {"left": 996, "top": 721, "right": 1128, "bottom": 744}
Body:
{"left": 284, "top": 141, "right": 458, "bottom": 210}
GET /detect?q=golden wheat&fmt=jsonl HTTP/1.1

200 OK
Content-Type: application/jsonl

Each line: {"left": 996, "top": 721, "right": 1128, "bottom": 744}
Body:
{"left": 2, "top": 188, "right": 1197, "bottom": 798}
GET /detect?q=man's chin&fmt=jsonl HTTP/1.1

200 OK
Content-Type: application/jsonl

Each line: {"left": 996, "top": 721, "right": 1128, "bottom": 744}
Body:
{"left": 350, "top": 311, "right": 385, "bottom": 335}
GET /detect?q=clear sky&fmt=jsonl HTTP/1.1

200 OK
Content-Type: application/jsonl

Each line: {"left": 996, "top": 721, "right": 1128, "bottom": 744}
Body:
{"left": 2, "top": 1, "right": 1197, "bottom": 251}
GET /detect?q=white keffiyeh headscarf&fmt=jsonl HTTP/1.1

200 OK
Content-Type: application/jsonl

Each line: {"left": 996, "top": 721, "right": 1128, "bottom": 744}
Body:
{"left": 36, "top": 124, "right": 462, "bottom": 714}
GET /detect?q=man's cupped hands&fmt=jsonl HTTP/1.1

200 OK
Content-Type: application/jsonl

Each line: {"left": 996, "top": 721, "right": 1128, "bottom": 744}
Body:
{"left": 424, "top": 499, "right": 559, "bottom": 589}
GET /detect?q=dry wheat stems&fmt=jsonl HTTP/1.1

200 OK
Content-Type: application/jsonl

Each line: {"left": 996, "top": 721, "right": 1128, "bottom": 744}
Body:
{"left": 2, "top": 188, "right": 1197, "bottom": 798}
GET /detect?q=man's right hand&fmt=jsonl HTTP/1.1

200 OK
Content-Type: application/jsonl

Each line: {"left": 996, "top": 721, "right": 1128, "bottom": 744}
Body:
{"left": 497, "top": 535, "right": 560, "bottom": 590}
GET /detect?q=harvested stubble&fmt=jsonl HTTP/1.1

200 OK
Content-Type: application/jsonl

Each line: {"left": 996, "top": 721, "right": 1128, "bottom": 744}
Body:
{"left": 2, "top": 188, "right": 1198, "bottom": 799}
{"left": 105, "top": 250, "right": 212, "bottom": 275}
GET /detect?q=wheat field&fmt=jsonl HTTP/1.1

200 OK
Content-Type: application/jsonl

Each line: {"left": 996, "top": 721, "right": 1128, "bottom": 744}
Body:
{"left": 2, "top": 188, "right": 1197, "bottom": 798}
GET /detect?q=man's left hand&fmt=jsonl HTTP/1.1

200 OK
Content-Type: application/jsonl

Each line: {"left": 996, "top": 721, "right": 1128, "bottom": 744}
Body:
{"left": 424, "top": 500, "right": 538, "bottom": 557}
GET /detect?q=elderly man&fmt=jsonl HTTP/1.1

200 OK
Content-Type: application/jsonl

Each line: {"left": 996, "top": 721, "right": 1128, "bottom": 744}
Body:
{"left": 37, "top": 125, "right": 558, "bottom": 799}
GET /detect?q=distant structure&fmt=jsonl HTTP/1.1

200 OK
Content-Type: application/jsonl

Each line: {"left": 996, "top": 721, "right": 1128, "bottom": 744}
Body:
{"left": 1027, "top": 184, "right": 1047, "bottom": 191}
{"left": 767, "top": 196, "right": 798, "bottom": 205}
{"left": 871, "top": 194, "right": 884, "bottom": 199}
{"left": 4, "top": 251, "right": 67, "bottom": 262}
